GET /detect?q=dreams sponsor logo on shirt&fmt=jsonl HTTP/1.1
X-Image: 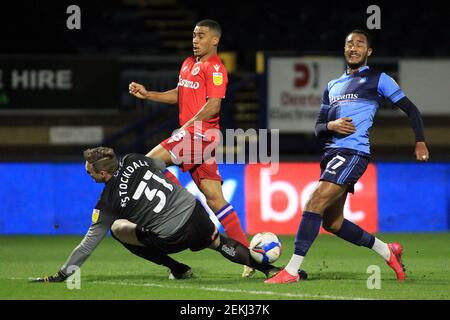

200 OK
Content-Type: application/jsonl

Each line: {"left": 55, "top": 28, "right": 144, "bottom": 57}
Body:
{"left": 330, "top": 93, "right": 359, "bottom": 104}
{"left": 178, "top": 76, "right": 200, "bottom": 89}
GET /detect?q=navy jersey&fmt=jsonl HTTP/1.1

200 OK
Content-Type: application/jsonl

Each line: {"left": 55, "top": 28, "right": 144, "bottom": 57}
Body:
{"left": 320, "top": 66, "right": 405, "bottom": 154}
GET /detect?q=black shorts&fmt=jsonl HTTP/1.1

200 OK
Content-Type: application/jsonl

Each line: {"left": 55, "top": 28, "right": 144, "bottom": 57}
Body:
{"left": 319, "top": 148, "right": 370, "bottom": 193}
{"left": 136, "top": 200, "right": 217, "bottom": 254}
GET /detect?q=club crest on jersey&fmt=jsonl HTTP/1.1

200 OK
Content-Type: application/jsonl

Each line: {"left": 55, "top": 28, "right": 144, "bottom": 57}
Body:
{"left": 191, "top": 66, "right": 200, "bottom": 76}
{"left": 359, "top": 77, "right": 367, "bottom": 83}
{"left": 91, "top": 209, "right": 100, "bottom": 223}
{"left": 213, "top": 72, "right": 223, "bottom": 86}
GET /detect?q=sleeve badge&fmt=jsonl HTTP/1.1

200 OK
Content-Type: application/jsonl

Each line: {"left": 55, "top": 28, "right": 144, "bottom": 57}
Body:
{"left": 213, "top": 72, "right": 223, "bottom": 86}
{"left": 91, "top": 209, "right": 100, "bottom": 223}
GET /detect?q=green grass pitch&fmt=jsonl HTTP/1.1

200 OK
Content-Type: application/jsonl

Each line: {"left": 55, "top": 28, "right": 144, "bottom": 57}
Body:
{"left": 1, "top": 233, "right": 449, "bottom": 300}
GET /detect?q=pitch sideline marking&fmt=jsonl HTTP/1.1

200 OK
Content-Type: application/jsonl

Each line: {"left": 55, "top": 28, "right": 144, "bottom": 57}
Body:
{"left": 9, "top": 277, "right": 375, "bottom": 300}
{"left": 90, "top": 280, "right": 375, "bottom": 300}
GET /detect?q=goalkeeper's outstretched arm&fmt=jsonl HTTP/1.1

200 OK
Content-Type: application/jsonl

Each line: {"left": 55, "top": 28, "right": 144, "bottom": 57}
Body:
{"left": 30, "top": 214, "right": 115, "bottom": 283}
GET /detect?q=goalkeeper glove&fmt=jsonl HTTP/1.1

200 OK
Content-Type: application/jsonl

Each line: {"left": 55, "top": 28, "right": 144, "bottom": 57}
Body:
{"left": 30, "top": 270, "right": 68, "bottom": 283}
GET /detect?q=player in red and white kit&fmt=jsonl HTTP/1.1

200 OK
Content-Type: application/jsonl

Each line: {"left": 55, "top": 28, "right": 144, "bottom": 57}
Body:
{"left": 129, "top": 20, "right": 254, "bottom": 277}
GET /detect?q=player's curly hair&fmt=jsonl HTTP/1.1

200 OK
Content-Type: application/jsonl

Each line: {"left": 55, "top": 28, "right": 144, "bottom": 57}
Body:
{"left": 346, "top": 29, "right": 372, "bottom": 48}
{"left": 83, "top": 146, "right": 119, "bottom": 174}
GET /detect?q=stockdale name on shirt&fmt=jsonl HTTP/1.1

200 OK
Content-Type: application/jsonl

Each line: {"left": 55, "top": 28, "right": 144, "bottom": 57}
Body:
{"left": 178, "top": 76, "right": 200, "bottom": 89}
{"left": 114, "top": 159, "right": 151, "bottom": 207}
{"left": 329, "top": 93, "right": 359, "bottom": 104}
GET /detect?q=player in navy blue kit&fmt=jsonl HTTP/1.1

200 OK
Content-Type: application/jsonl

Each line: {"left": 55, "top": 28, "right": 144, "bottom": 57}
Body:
{"left": 267, "top": 30, "right": 430, "bottom": 284}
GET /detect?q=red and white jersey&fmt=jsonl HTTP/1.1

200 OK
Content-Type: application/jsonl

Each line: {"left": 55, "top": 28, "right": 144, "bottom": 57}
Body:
{"left": 177, "top": 54, "right": 228, "bottom": 130}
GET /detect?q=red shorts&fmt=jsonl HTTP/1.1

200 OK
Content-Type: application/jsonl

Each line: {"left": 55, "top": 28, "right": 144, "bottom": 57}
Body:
{"left": 160, "top": 126, "right": 222, "bottom": 186}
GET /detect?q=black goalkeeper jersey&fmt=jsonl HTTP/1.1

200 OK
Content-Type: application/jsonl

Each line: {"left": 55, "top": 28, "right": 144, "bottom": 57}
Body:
{"left": 60, "top": 153, "right": 196, "bottom": 274}
{"left": 96, "top": 153, "right": 196, "bottom": 237}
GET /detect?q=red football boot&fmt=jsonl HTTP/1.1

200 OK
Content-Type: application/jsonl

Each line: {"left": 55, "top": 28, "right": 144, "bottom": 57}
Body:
{"left": 264, "top": 269, "right": 299, "bottom": 284}
{"left": 386, "top": 242, "right": 406, "bottom": 281}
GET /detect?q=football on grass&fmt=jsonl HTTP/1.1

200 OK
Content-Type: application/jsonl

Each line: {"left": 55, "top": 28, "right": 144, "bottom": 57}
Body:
{"left": 249, "top": 232, "right": 282, "bottom": 264}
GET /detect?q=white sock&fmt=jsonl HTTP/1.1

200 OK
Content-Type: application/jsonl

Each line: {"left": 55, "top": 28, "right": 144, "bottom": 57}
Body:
{"left": 371, "top": 238, "right": 391, "bottom": 260}
{"left": 285, "top": 254, "right": 304, "bottom": 276}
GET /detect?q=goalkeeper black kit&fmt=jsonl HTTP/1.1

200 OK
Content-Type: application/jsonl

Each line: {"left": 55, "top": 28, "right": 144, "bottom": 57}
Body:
{"left": 59, "top": 153, "right": 196, "bottom": 276}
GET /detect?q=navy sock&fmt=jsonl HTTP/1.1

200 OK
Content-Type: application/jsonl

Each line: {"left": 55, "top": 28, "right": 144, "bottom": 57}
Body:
{"left": 294, "top": 211, "right": 323, "bottom": 256}
{"left": 335, "top": 219, "right": 375, "bottom": 248}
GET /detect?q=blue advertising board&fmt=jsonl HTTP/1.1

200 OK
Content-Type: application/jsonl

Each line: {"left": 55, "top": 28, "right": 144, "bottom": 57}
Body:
{"left": 0, "top": 162, "right": 448, "bottom": 234}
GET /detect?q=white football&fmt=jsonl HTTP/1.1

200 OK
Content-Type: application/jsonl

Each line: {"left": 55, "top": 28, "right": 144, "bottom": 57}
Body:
{"left": 249, "top": 232, "right": 282, "bottom": 264}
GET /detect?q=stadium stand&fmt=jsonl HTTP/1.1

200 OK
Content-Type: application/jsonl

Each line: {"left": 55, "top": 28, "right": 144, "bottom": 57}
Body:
{"left": 0, "top": 0, "right": 449, "bottom": 161}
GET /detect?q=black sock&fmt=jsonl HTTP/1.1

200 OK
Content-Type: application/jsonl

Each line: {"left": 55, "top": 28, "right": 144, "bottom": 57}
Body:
{"left": 110, "top": 231, "right": 186, "bottom": 273}
{"left": 216, "top": 235, "right": 275, "bottom": 274}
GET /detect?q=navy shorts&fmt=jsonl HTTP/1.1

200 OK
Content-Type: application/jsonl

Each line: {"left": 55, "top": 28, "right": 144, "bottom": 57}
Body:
{"left": 319, "top": 148, "right": 370, "bottom": 193}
